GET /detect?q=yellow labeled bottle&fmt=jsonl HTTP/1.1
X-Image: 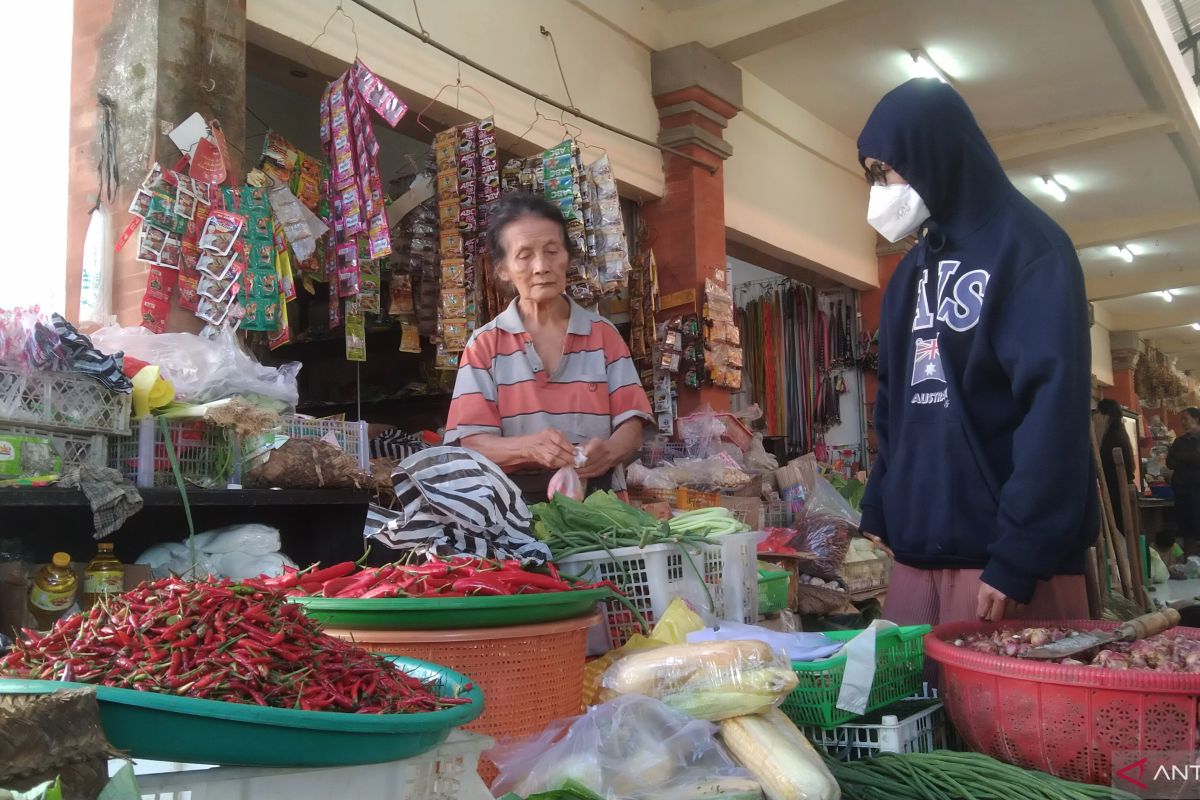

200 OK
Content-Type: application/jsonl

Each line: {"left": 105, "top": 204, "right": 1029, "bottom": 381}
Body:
{"left": 83, "top": 543, "right": 124, "bottom": 610}
{"left": 29, "top": 552, "right": 77, "bottom": 631}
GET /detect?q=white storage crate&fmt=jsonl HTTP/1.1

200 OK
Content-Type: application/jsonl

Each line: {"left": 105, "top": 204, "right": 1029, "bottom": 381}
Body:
{"left": 1, "top": 424, "right": 108, "bottom": 469}
{"left": 557, "top": 531, "right": 761, "bottom": 650}
{"left": 277, "top": 414, "right": 369, "bottom": 472}
{"left": 841, "top": 555, "right": 892, "bottom": 595}
{"left": 126, "top": 730, "right": 494, "bottom": 800}
{"left": 0, "top": 364, "right": 131, "bottom": 435}
{"left": 763, "top": 498, "right": 794, "bottom": 529}
{"left": 108, "top": 417, "right": 233, "bottom": 489}
{"left": 801, "top": 685, "right": 944, "bottom": 762}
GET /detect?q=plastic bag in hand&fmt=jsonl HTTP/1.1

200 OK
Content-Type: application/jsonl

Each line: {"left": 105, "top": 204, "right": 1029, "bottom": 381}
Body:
{"left": 489, "top": 695, "right": 757, "bottom": 800}
{"left": 548, "top": 446, "right": 588, "bottom": 501}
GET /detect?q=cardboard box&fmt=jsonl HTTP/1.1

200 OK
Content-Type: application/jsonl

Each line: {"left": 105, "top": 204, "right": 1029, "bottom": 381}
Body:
{"left": 1, "top": 561, "right": 151, "bottom": 638}
{"left": 718, "top": 495, "right": 762, "bottom": 530}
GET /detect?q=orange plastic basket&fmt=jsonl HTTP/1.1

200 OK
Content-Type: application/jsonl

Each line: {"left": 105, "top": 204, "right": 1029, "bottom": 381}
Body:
{"left": 927, "top": 619, "right": 1200, "bottom": 785}
{"left": 325, "top": 613, "right": 597, "bottom": 782}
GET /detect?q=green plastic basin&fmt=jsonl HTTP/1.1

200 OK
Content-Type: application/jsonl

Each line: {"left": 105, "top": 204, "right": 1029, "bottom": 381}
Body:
{"left": 0, "top": 656, "right": 483, "bottom": 767}
{"left": 290, "top": 588, "right": 610, "bottom": 630}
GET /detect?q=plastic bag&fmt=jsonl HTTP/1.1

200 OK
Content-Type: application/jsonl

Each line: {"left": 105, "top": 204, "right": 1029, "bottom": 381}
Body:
{"left": 583, "top": 597, "right": 705, "bottom": 706}
{"left": 663, "top": 456, "right": 750, "bottom": 490}
{"left": 686, "top": 622, "right": 843, "bottom": 662}
{"left": 678, "top": 406, "right": 727, "bottom": 459}
{"left": 548, "top": 447, "right": 588, "bottom": 501}
{"left": 601, "top": 639, "right": 799, "bottom": 720}
{"left": 490, "top": 695, "right": 757, "bottom": 800}
{"left": 89, "top": 325, "right": 301, "bottom": 407}
{"left": 190, "top": 524, "right": 281, "bottom": 555}
{"left": 1150, "top": 547, "right": 1168, "bottom": 584}
{"left": 209, "top": 551, "right": 295, "bottom": 580}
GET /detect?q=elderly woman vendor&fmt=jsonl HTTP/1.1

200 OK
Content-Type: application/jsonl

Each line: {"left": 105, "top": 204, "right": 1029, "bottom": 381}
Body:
{"left": 443, "top": 194, "right": 653, "bottom": 500}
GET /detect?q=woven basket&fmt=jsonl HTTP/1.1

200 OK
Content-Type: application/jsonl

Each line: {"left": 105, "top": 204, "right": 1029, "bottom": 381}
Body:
{"left": 793, "top": 584, "right": 857, "bottom": 616}
{"left": 0, "top": 687, "right": 117, "bottom": 799}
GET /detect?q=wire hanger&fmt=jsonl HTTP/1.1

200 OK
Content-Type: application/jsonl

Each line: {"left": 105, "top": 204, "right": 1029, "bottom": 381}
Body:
{"left": 516, "top": 96, "right": 582, "bottom": 146}
{"left": 309, "top": 0, "right": 360, "bottom": 61}
{"left": 416, "top": 61, "right": 497, "bottom": 132}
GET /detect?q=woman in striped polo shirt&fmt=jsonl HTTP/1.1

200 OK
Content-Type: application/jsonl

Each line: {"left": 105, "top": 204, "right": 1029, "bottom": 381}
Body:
{"left": 443, "top": 194, "right": 653, "bottom": 502}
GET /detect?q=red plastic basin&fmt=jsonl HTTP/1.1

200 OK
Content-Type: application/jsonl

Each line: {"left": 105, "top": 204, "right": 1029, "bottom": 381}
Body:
{"left": 926, "top": 619, "right": 1200, "bottom": 785}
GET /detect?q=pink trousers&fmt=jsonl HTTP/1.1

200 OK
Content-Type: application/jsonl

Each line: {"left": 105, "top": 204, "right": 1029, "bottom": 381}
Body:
{"left": 881, "top": 562, "right": 1090, "bottom": 627}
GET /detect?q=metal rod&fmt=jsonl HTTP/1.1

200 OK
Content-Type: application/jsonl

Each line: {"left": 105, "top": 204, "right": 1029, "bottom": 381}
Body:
{"left": 344, "top": 0, "right": 719, "bottom": 174}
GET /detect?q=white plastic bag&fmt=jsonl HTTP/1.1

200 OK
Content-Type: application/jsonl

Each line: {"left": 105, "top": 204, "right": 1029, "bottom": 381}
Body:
{"left": 89, "top": 325, "right": 300, "bottom": 406}
{"left": 191, "top": 524, "right": 281, "bottom": 555}
{"left": 209, "top": 551, "right": 295, "bottom": 580}
{"left": 548, "top": 446, "right": 588, "bottom": 501}
{"left": 79, "top": 206, "right": 113, "bottom": 326}
{"left": 490, "top": 695, "right": 757, "bottom": 799}
{"left": 686, "top": 622, "right": 843, "bottom": 662}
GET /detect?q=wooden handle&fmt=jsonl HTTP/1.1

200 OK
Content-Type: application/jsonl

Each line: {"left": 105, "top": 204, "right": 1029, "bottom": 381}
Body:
{"left": 1118, "top": 608, "right": 1182, "bottom": 641}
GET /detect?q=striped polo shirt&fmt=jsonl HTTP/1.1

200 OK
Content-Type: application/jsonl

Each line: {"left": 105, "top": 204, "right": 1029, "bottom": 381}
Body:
{"left": 444, "top": 296, "right": 653, "bottom": 491}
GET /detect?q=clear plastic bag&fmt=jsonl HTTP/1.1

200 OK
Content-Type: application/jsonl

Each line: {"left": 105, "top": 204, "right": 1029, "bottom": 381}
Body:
{"left": 548, "top": 447, "right": 588, "bottom": 501}
{"left": 90, "top": 325, "right": 300, "bottom": 407}
{"left": 601, "top": 639, "right": 799, "bottom": 721}
{"left": 490, "top": 695, "right": 757, "bottom": 799}
{"left": 678, "top": 406, "right": 727, "bottom": 459}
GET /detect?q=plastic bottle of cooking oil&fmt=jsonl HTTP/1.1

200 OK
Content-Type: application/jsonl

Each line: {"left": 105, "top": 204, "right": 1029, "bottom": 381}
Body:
{"left": 28, "top": 552, "right": 77, "bottom": 631}
{"left": 83, "top": 543, "right": 124, "bottom": 610}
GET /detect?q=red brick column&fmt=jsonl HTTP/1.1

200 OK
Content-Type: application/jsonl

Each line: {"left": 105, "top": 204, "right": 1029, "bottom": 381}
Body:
{"left": 641, "top": 43, "right": 741, "bottom": 415}
{"left": 65, "top": 0, "right": 245, "bottom": 331}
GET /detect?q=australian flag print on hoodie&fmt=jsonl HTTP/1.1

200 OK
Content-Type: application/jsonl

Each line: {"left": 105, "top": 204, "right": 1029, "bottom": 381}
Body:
{"left": 857, "top": 79, "right": 1098, "bottom": 605}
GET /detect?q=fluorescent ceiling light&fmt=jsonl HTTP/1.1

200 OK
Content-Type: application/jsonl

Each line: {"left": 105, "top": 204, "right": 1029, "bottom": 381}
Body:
{"left": 1116, "top": 245, "right": 1134, "bottom": 263}
{"left": 1191, "top": 323, "right": 1200, "bottom": 331}
{"left": 1161, "top": 290, "right": 1176, "bottom": 302}
{"left": 1040, "top": 176, "right": 1068, "bottom": 203}
{"left": 909, "top": 49, "right": 950, "bottom": 84}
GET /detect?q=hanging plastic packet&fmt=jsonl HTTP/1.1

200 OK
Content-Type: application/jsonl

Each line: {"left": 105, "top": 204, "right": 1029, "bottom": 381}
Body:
{"left": 547, "top": 446, "right": 588, "bottom": 501}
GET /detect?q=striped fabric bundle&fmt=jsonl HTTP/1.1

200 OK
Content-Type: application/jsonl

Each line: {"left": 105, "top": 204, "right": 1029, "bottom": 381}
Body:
{"left": 369, "top": 446, "right": 552, "bottom": 564}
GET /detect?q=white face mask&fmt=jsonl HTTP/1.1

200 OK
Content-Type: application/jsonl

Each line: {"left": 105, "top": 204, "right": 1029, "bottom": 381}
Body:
{"left": 867, "top": 183, "right": 931, "bottom": 243}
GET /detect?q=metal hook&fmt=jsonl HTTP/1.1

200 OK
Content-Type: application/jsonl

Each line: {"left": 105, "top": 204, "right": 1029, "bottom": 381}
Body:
{"left": 200, "top": 78, "right": 216, "bottom": 93}
{"left": 309, "top": 1, "right": 360, "bottom": 61}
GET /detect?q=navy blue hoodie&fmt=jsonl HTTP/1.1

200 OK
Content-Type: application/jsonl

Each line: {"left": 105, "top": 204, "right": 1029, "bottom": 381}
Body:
{"left": 857, "top": 79, "right": 1099, "bottom": 605}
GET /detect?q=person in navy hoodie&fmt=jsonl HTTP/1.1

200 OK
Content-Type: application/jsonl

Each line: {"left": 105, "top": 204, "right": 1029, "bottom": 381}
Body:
{"left": 857, "top": 78, "right": 1098, "bottom": 624}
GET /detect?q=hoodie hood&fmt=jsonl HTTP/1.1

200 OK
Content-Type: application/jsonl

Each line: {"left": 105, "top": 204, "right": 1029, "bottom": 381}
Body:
{"left": 857, "top": 78, "right": 1014, "bottom": 237}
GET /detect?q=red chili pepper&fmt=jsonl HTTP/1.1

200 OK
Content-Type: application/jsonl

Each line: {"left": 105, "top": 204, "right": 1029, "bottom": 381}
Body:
{"left": 449, "top": 576, "right": 511, "bottom": 596}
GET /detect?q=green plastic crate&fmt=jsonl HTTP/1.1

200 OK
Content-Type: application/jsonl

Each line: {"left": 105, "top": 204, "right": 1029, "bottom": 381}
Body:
{"left": 780, "top": 624, "right": 931, "bottom": 729}
{"left": 757, "top": 568, "right": 790, "bottom": 615}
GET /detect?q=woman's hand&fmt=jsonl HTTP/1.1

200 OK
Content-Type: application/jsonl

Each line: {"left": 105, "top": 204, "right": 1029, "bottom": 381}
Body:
{"left": 976, "top": 580, "right": 1023, "bottom": 622}
{"left": 861, "top": 532, "right": 893, "bottom": 559}
{"left": 522, "top": 429, "right": 578, "bottom": 470}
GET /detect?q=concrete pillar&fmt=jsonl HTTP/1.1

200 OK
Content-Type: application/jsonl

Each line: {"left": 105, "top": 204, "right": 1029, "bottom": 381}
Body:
{"left": 641, "top": 42, "right": 741, "bottom": 415}
{"left": 858, "top": 244, "right": 907, "bottom": 466}
{"left": 65, "top": 0, "right": 245, "bottom": 330}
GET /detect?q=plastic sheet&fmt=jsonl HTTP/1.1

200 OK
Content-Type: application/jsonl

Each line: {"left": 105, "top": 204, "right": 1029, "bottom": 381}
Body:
{"left": 490, "top": 695, "right": 757, "bottom": 800}
{"left": 601, "top": 639, "right": 799, "bottom": 720}
{"left": 90, "top": 325, "right": 300, "bottom": 407}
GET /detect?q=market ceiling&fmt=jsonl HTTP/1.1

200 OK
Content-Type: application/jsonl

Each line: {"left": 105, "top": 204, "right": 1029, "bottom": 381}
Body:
{"left": 643, "top": 0, "right": 1200, "bottom": 374}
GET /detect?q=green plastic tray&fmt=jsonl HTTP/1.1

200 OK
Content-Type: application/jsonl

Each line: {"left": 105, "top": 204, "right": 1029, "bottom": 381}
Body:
{"left": 0, "top": 656, "right": 483, "bottom": 767}
{"left": 290, "top": 588, "right": 610, "bottom": 630}
{"left": 780, "top": 624, "right": 932, "bottom": 729}
{"left": 757, "top": 568, "right": 790, "bottom": 615}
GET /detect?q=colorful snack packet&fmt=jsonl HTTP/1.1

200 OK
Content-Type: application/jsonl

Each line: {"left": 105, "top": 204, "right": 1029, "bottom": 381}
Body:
{"left": 198, "top": 210, "right": 244, "bottom": 255}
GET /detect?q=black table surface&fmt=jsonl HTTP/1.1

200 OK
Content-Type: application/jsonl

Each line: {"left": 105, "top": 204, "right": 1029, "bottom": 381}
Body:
{"left": 0, "top": 488, "right": 371, "bottom": 566}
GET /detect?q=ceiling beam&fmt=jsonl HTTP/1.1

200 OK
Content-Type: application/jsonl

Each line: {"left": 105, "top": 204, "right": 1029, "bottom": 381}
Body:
{"left": 675, "top": 0, "right": 892, "bottom": 62}
{"left": 1065, "top": 210, "right": 1200, "bottom": 249}
{"left": 1087, "top": 270, "right": 1200, "bottom": 301}
{"left": 992, "top": 111, "right": 1177, "bottom": 168}
{"left": 1108, "top": 303, "right": 1200, "bottom": 332}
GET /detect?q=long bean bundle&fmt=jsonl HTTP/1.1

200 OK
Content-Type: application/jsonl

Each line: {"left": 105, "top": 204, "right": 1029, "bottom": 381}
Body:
{"left": 825, "top": 751, "right": 1137, "bottom": 800}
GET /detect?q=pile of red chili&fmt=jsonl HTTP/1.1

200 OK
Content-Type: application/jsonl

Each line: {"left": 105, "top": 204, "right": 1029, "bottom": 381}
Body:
{"left": 0, "top": 578, "right": 471, "bottom": 714}
{"left": 264, "top": 555, "right": 617, "bottom": 599}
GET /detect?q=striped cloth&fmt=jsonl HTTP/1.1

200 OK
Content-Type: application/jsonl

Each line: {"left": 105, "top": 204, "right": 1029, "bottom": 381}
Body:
{"left": 443, "top": 296, "right": 653, "bottom": 490}
{"left": 368, "top": 446, "right": 551, "bottom": 564}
